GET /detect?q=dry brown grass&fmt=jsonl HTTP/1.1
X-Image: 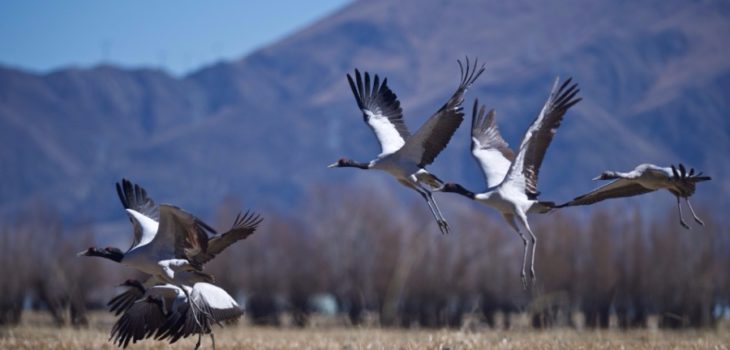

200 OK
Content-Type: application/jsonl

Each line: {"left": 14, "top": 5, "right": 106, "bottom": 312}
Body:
{"left": 1, "top": 312, "right": 728, "bottom": 350}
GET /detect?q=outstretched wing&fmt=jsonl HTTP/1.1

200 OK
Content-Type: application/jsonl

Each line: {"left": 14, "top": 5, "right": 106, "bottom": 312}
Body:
{"left": 110, "top": 296, "right": 167, "bottom": 348}
{"left": 347, "top": 69, "right": 410, "bottom": 156}
{"left": 503, "top": 77, "right": 581, "bottom": 197}
{"left": 107, "top": 277, "right": 165, "bottom": 316}
{"left": 470, "top": 99, "right": 514, "bottom": 188}
{"left": 190, "top": 211, "right": 263, "bottom": 266}
{"left": 398, "top": 57, "right": 485, "bottom": 167}
{"left": 108, "top": 282, "right": 146, "bottom": 316}
{"left": 558, "top": 179, "right": 655, "bottom": 207}
{"left": 150, "top": 205, "right": 216, "bottom": 267}
{"left": 116, "top": 179, "right": 159, "bottom": 251}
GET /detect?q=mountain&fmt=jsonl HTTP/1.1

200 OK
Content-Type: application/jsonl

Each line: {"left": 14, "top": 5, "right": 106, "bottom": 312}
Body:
{"left": 1, "top": 0, "right": 728, "bottom": 224}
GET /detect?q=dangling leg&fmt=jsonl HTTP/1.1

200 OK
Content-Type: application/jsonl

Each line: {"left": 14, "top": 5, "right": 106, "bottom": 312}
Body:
{"left": 503, "top": 213, "right": 529, "bottom": 289}
{"left": 210, "top": 332, "right": 216, "bottom": 350}
{"left": 401, "top": 179, "right": 448, "bottom": 234}
{"left": 676, "top": 196, "right": 690, "bottom": 230}
{"left": 429, "top": 195, "right": 449, "bottom": 234}
{"left": 517, "top": 211, "right": 538, "bottom": 282}
{"left": 685, "top": 198, "right": 705, "bottom": 226}
{"left": 194, "top": 331, "right": 202, "bottom": 350}
{"left": 418, "top": 182, "right": 449, "bottom": 234}
{"left": 411, "top": 174, "right": 448, "bottom": 232}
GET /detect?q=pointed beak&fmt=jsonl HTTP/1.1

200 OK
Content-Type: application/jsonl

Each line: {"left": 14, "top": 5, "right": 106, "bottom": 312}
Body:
{"left": 327, "top": 162, "right": 338, "bottom": 168}
{"left": 77, "top": 248, "right": 91, "bottom": 257}
{"left": 591, "top": 175, "right": 602, "bottom": 181}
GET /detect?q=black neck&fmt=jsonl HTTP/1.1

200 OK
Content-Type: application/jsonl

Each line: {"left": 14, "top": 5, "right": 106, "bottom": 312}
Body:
{"left": 443, "top": 183, "right": 476, "bottom": 200}
{"left": 344, "top": 161, "right": 370, "bottom": 169}
{"left": 85, "top": 247, "right": 124, "bottom": 262}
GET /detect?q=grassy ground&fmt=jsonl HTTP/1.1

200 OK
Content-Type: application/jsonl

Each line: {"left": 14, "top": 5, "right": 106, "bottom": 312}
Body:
{"left": 1, "top": 313, "right": 728, "bottom": 350}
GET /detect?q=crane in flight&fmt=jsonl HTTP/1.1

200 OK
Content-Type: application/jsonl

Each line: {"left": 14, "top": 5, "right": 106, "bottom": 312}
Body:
{"left": 329, "top": 58, "right": 485, "bottom": 234}
{"left": 557, "top": 163, "right": 711, "bottom": 229}
{"left": 440, "top": 77, "right": 581, "bottom": 287}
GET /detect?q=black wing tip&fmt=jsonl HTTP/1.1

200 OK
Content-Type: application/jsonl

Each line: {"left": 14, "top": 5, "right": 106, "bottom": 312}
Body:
{"left": 470, "top": 99, "right": 480, "bottom": 130}
{"left": 116, "top": 178, "right": 137, "bottom": 209}
{"left": 348, "top": 68, "right": 389, "bottom": 111}
{"left": 457, "top": 56, "right": 486, "bottom": 88}
{"left": 232, "top": 210, "right": 264, "bottom": 230}
{"left": 552, "top": 76, "right": 581, "bottom": 110}
{"left": 346, "top": 71, "right": 364, "bottom": 109}
{"left": 672, "top": 163, "right": 711, "bottom": 182}
{"left": 470, "top": 98, "right": 496, "bottom": 137}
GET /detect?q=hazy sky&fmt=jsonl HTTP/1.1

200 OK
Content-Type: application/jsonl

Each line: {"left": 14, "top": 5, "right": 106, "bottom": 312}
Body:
{"left": 0, "top": 0, "right": 350, "bottom": 76}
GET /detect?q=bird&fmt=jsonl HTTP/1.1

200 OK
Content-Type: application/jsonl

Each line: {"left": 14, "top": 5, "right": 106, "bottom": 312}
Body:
{"left": 79, "top": 179, "right": 263, "bottom": 282}
{"left": 109, "top": 279, "right": 242, "bottom": 349}
{"left": 556, "top": 163, "right": 711, "bottom": 229}
{"left": 79, "top": 179, "right": 261, "bottom": 349}
{"left": 439, "top": 77, "right": 581, "bottom": 287}
{"left": 328, "top": 57, "right": 485, "bottom": 234}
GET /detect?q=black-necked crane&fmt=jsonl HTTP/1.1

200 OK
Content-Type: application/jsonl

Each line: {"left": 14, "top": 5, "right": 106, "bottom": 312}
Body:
{"left": 557, "top": 163, "right": 711, "bottom": 229}
{"left": 79, "top": 179, "right": 262, "bottom": 282}
{"left": 439, "top": 77, "right": 581, "bottom": 287}
{"left": 328, "top": 58, "right": 485, "bottom": 234}
{"left": 110, "top": 280, "right": 242, "bottom": 349}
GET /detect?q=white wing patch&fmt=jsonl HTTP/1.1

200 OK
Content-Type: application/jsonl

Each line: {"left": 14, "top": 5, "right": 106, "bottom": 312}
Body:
{"left": 193, "top": 283, "right": 239, "bottom": 309}
{"left": 472, "top": 137, "right": 512, "bottom": 188}
{"left": 365, "top": 110, "right": 406, "bottom": 156}
{"left": 127, "top": 209, "right": 159, "bottom": 247}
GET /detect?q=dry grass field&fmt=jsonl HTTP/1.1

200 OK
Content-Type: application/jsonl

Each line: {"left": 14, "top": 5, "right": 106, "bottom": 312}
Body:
{"left": 1, "top": 313, "right": 729, "bottom": 350}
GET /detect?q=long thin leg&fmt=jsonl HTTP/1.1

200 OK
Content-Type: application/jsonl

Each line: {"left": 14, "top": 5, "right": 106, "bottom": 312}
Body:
{"left": 412, "top": 174, "right": 448, "bottom": 233}
{"left": 210, "top": 333, "right": 216, "bottom": 350}
{"left": 402, "top": 179, "right": 448, "bottom": 234}
{"left": 428, "top": 192, "right": 449, "bottom": 230}
{"left": 421, "top": 184, "right": 449, "bottom": 234}
{"left": 194, "top": 332, "right": 202, "bottom": 350}
{"left": 676, "top": 196, "right": 690, "bottom": 230}
{"left": 503, "top": 213, "right": 529, "bottom": 289}
{"left": 517, "top": 212, "right": 538, "bottom": 282}
{"left": 424, "top": 192, "right": 449, "bottom": 234}
{"left": 685, "top": 198, "right": 705, "bottom": 226}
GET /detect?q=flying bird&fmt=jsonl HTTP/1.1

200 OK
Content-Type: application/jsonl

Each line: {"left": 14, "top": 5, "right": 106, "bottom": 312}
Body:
{"left": 110, "top": 280, "right": 242, "bottom": 349}
{"left": 440, "top": 77, "right": 581, "bottom": 287}
{"left": 79, "top": 179, "right": 261, "bottom": 349}
{"left": 557, "top": 163, "right": 711, "bottom": 229}
{"left": 79, "top": 179, "right": 262, "bottom": 282}
{"left": 328, "top": 58, "right": 485, "bottom": 234}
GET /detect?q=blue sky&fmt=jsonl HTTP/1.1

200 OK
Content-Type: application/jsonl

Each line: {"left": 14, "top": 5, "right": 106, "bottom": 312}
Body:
{"left": 0, "top": 0, "right": 350, "bottom": 76}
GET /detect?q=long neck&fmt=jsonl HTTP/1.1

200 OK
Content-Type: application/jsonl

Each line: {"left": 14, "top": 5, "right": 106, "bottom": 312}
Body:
{"left": 87, "top": 247, "right": 124, "bottom": 262}
{"left": 444, "top": 183, "right": 477, "bottom": 200}
{"left": 344, "top": 160, "right": 370, "bottom": 170}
